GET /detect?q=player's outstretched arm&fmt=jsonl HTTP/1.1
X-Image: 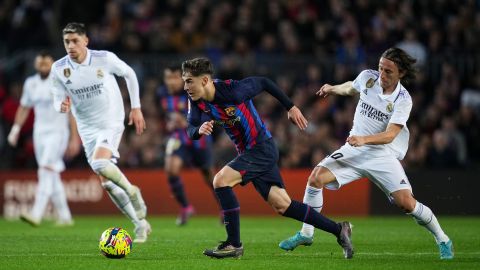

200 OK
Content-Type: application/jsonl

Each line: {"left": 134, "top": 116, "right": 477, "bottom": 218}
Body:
{"left": 287, "top": 106, "right": 308, "bottom": 131}
{"left": 316, "top": 81, "right": 357, "bottom": 97}
{"left": 128, "top": 108, "right": 146, "bottom": 135}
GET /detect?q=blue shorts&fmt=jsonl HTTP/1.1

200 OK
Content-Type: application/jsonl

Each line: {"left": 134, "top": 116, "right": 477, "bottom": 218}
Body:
{"left": 227, "top": 138, "right": 285, "bottom": 200}
{"left": 168, "top": 141, "right": 213, "bottom": 169}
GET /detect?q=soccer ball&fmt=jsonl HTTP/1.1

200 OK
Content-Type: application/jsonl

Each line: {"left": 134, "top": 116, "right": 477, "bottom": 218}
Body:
{"left": 98, "top": 227, "right": 132, "bottom": 258}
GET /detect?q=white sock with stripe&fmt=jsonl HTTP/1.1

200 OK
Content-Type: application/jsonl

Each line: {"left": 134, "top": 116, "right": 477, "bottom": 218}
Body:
{"left": 300, "top": 185, "right": 323, "bottom": 237}
{"left": 102, "top": 181, "right": 140, "bottom": 227}
{"left": 409, "top": 201, "right": 449, "bottom": 243}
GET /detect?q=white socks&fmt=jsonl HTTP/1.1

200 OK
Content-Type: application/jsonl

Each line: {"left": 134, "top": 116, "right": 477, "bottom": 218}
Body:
{"left": 409, "top": 201, "right": 449, "bottom": 243}
{"left": 50, "top": 171, "right": 72, "bottom": 222}
{"left": 30, "top": 168, "right": 53, "bottom": 221}
{"left": 300, "top": 186, "right": 323, "bottom": 237}
{"left": 30, "top": 168, "right": 72, "bottom": 222}
{"left": 102, "top": 180, "right": 141, "bottom": 227}
{"left": 92, "top": 159, "right": 136, "bottom": 196}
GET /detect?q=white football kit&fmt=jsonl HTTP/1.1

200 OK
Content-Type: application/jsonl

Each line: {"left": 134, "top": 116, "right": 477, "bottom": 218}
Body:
{"left": 319, "top": 69, "right": 413, "bottom": 196}
{"left": 21, "top": 73, "right": 69, "bottom": 172}
{"left": 51, "top": 49, "right": 140, "bottom": 163}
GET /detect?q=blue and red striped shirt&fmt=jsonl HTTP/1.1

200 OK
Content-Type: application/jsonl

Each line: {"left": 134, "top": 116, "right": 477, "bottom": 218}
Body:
{"left": 158, "top": 88, "right": 211, "bottom": 149}
{"left": 187, "top": 77, "right": 293, "bottom": 154}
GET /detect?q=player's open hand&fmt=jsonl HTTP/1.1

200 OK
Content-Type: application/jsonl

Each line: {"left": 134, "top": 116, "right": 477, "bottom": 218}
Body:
{"left": 60, "top": 96, "right": 71, "bottom": 113}
{"left": 129, "top": 108, "right": 146, "bottom": 135}
{"left": 199, "top": 120, "right": 214, "bottom": 136}
{"left": 288, "top": 106, "right": 308, "bottom": 131}
{"left": 316, "top": 84, "right": 333, "bottom": 98}
{"left": 347, "top": 135, "right": 365, "bottom": 147}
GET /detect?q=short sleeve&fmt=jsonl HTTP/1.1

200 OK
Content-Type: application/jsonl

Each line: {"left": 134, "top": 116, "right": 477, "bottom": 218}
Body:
{"left": 389, "top": 98, "right": 412, "bottom": 126}
{"left": 20, "top": 78, "right": 33, "bottom": 107}
{"left": 352, "top": 70, "right": 378, "bottom": 93}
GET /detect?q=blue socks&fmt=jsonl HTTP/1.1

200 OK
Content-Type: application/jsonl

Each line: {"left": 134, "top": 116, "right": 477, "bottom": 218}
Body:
{"left": 283, "top": 200, "right": 341, "bottom": 236}
{"left": 168, "top": 176, "right": 189, "bottom": 208}
{"left": 215, "top": 186, "right": 241, "bottom": 247}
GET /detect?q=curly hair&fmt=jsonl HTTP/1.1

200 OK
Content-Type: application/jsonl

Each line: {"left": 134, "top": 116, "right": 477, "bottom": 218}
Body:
{"left": 182, "top": 57, "right": 214, "bottom": 77}
{"left": 381, "top": 48, "right": 417, "bottom": 85}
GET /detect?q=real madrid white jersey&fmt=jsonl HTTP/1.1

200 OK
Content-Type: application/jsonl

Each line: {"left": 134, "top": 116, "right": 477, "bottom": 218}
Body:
{"left": 51, "top": 50, "right": 139, "bottom": 140}
{"left": 351, "top": 69, "right": 412, "bottom": 160}
{"left": 20, "top": 73, "right": 69, "bottom": 136}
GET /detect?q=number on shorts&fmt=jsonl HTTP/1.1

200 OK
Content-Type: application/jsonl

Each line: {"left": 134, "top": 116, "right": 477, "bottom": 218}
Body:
{"left": 330, "top": 153, "right": 343, "bottom": 160}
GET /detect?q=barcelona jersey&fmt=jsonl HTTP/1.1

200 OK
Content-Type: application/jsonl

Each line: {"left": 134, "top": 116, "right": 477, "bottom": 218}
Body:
{"left": 159, "top": 88, "right": 211, "bottom": 149}
{"left": 187, "top": 78, "right": 273, "bottom": 153}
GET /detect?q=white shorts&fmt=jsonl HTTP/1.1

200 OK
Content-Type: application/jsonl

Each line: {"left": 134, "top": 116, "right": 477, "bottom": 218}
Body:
{"left": 81, "top": 126, "right": 124, "bottom": 164}
{"left": 318, "top": 143, "right": 412, "bottom": 198}
{"left": 33, "top": 131, "right": 69, "bottom": 172}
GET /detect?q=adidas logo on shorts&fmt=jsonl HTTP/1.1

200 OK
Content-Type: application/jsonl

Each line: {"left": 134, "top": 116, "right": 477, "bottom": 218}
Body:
{"left": 400, "top": 179, "right": 407, "bottom": 184}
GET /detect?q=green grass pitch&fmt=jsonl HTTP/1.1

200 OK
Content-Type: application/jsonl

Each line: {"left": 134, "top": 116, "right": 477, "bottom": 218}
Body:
{"left": 1, "top": 216, "right": 479, "bottom": 270}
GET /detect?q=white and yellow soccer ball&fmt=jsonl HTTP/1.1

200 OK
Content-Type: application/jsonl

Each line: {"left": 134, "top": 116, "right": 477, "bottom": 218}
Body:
{"left": 99, "top": 227, "right": 132, "bottom": 258}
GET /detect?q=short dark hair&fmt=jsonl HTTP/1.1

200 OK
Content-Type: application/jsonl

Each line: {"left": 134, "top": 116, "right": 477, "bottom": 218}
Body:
{"left": 381, "top": 47, "right": 417, "bottom": 85}
{"left": 165, "top": 65, "right": 182, "bottom": 73}
{"left": 182, "top": 58, "right": 214, "bottom": 77}
{"left": 37, "top": 50, "right": 53, "bottom": 59}
{"left": 62, "top": 22, "right": 87, "bottom": 36}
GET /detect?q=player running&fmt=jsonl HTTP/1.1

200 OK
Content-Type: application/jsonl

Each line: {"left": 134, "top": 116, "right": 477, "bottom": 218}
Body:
{"left": 279, "top": 47, "right": 454, "bottom": 260}
{"left": 51, "top": 22, "right": 151, "bottom": 243}
{"left": 183, "top": 57, "right": 354, "bottom": 259}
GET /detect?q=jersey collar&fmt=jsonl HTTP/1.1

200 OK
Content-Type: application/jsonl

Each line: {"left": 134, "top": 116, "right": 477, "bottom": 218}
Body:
{"left": 67, "top": 49, "right": 92, "bottom": 69}
{"left": 379, "top": 81, "right": 402, "bottom": 102}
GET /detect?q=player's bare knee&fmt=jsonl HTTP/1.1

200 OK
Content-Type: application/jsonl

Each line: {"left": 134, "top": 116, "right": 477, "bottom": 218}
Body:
{"left": 307, "top": 169, "right": 324, "bottom": 189}
{"left": 270, "top": 199, "right": 289, "bottom": 215}
{"left": 213, "top": 173, "right": 226, "bottom": 188}
{"left": 268, "top": 189, "right": 291, "bottom": 215}
{"left": 395, "top": 195, "right": 416, "bottom": 213}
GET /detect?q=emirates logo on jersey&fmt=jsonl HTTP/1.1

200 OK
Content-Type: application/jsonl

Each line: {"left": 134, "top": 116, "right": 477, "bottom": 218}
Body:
{"left": 63, "top": 68, "right": 71, "bottom": 78}
{"left": 224, "top": 107, "right": 236, "bottom": 116}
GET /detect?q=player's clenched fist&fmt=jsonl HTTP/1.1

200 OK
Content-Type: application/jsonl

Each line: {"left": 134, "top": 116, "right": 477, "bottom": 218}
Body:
{"left": 199, "top": 120, "right": 214, "bottom": 136}
{"left": 60, "top": 96, "right": 71, "bottom": 113}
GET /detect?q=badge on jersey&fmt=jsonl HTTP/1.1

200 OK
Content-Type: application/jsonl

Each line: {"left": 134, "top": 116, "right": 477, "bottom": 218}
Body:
{"left": 63, "top": 68, "right": 71, "bottom": 78}
{"left": 386, "top": 102, "right": 394, "bottom": 113}
{"left": 97, "top": 69, "right": 104, "bottom": 79}
{"left": 366, "top": 78, "right": 375, "bottom": 88}
{"left": 224, "top": 107, "right": 236, "bottom": 116}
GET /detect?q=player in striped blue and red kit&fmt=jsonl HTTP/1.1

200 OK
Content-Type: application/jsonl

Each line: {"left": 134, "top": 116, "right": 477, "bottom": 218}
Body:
{"left": 158, "top": 66, "right": 219, "bottom": 225}
{"left": 183, "top": 57, "right": 354, "bottom": 259}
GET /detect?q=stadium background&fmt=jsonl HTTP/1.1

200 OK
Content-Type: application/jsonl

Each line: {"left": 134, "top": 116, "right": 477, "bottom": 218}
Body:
{"left": 0, "top": 0, "right": 479, "bottom": 217}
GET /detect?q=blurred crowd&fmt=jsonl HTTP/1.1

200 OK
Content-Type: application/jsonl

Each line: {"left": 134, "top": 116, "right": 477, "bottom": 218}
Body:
{"left": 1, "top": 0, "right": 480, "bottom": 170}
